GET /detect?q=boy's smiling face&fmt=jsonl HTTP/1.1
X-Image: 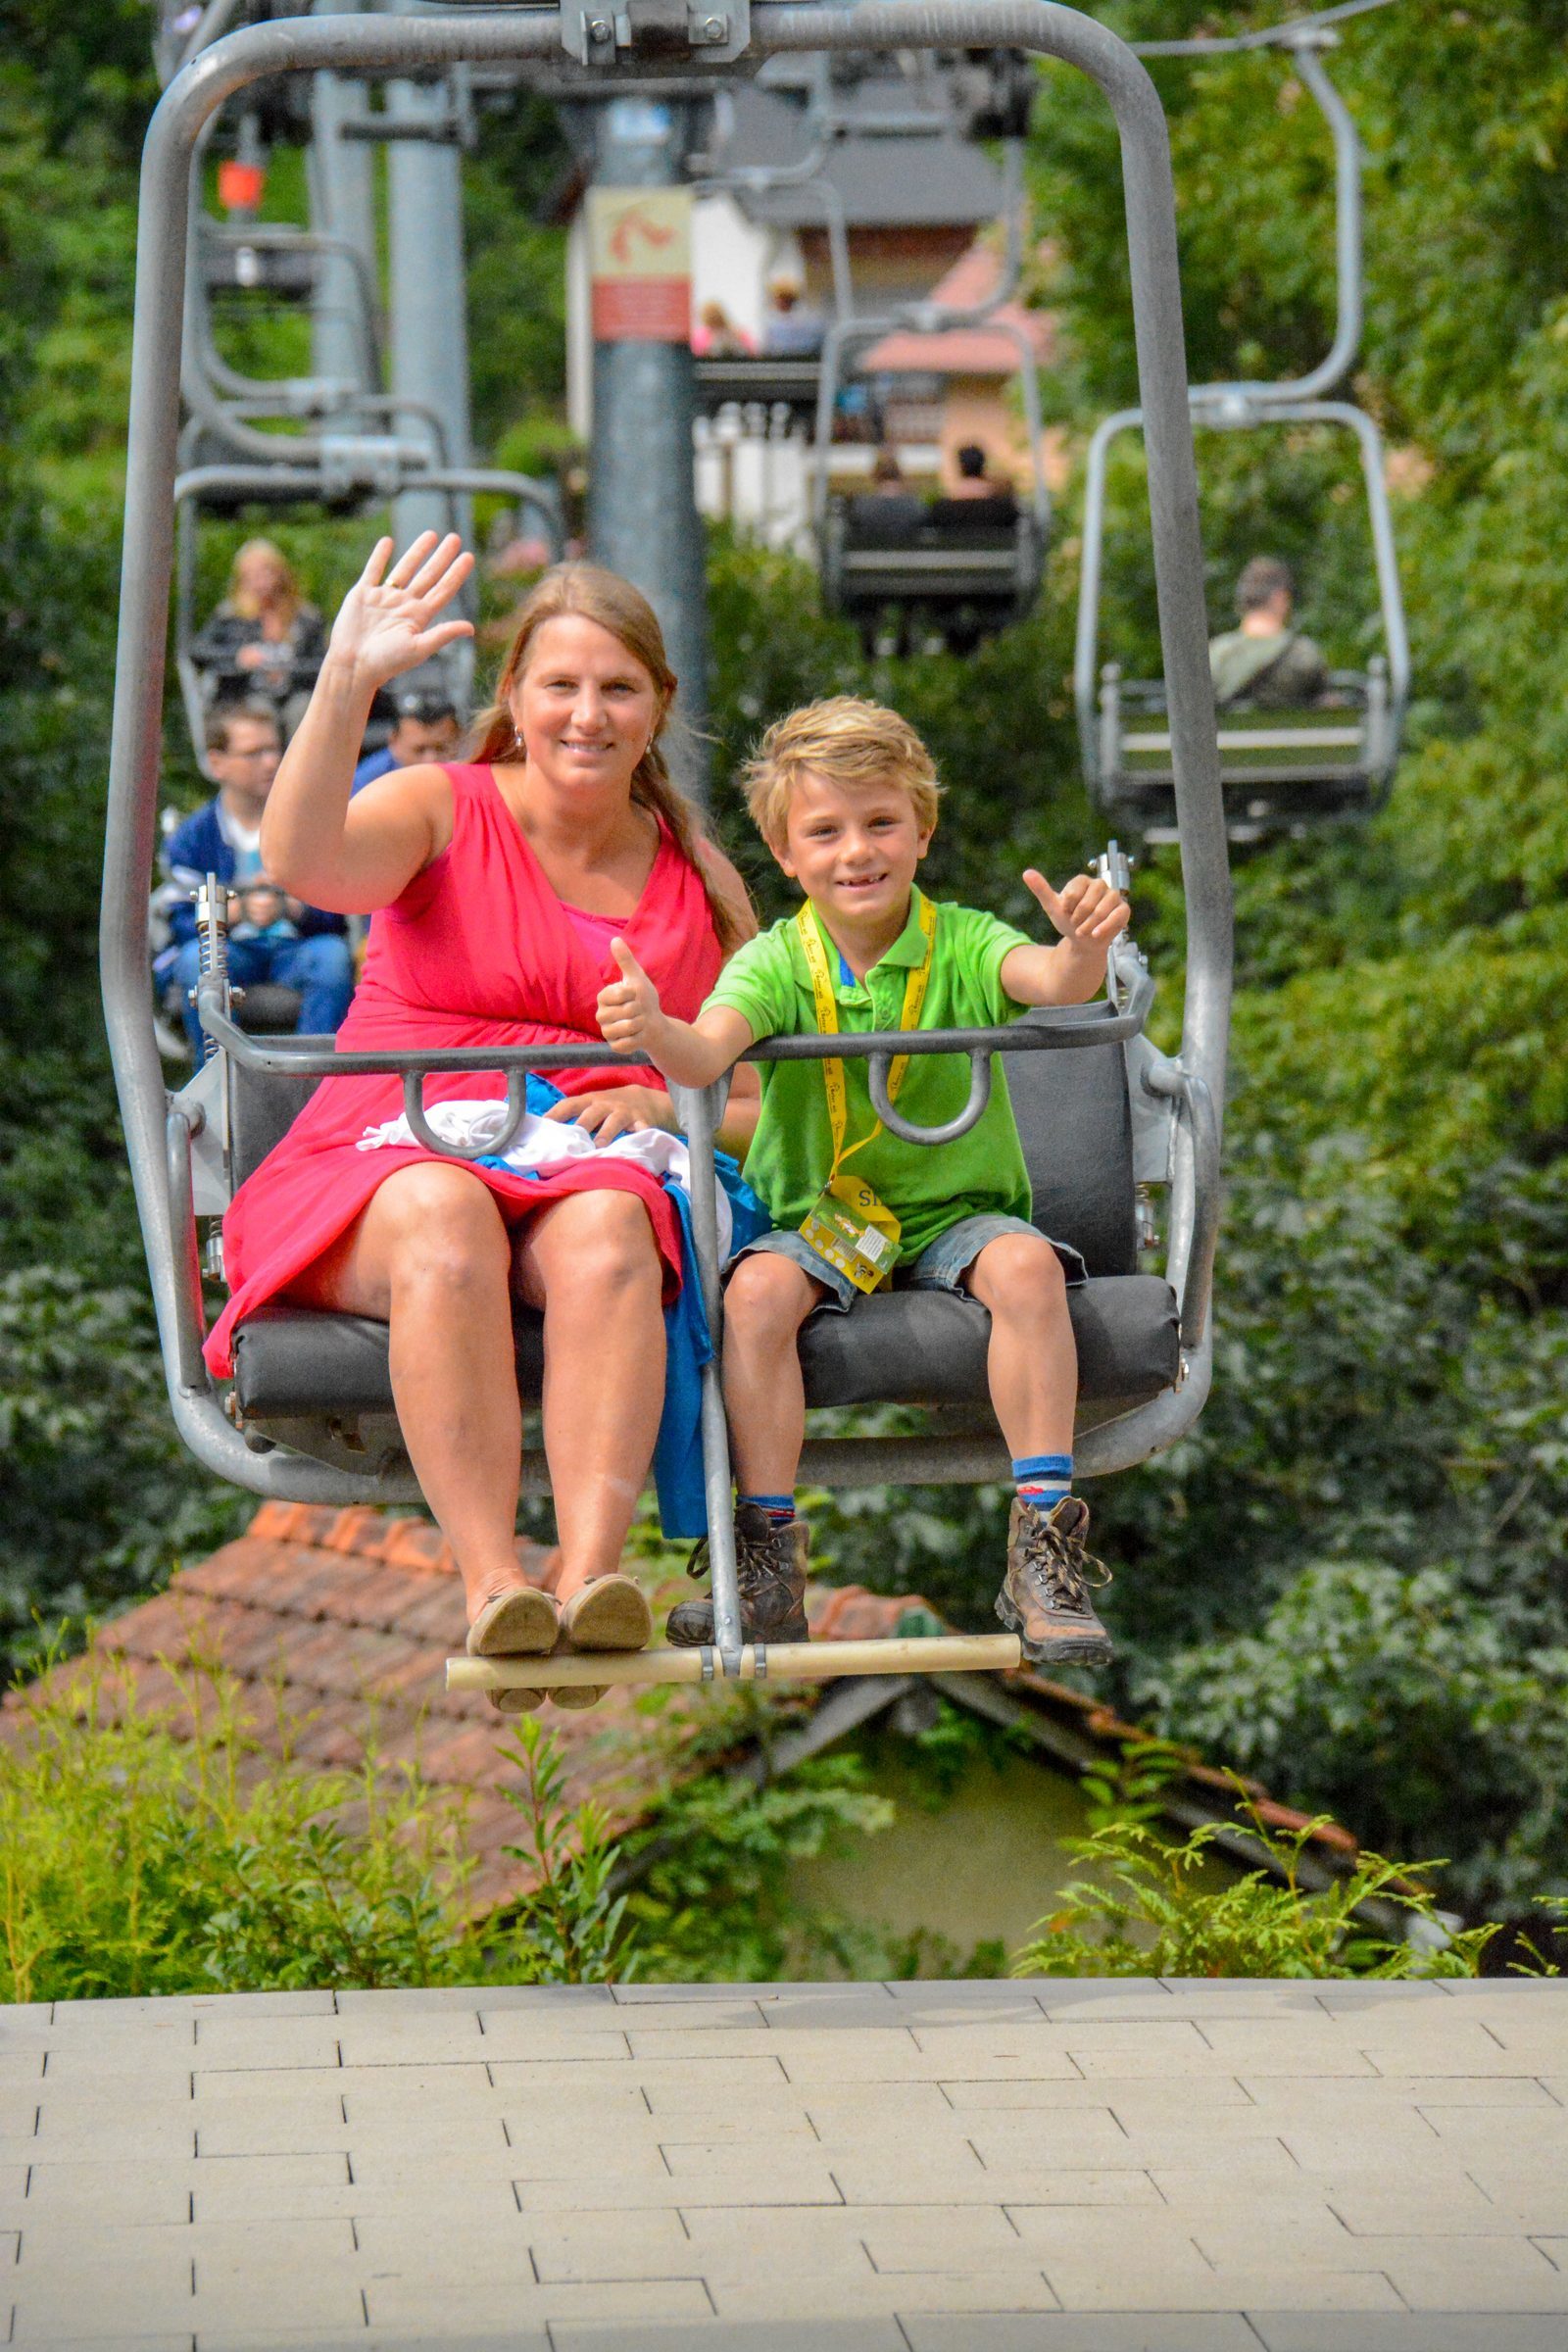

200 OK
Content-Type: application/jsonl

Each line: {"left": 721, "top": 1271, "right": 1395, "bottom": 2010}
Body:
{"left": 773, "top": 767, "right": 933, "bottom": 939}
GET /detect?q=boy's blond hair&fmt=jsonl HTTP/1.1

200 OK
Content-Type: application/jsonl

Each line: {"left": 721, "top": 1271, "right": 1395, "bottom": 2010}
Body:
{"left": 742, "top": 696, "right": 943, "bottom": 852}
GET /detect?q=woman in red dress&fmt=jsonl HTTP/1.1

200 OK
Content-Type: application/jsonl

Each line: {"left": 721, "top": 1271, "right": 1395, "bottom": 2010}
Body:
{"left": 208, "top": 533, "right": 756, "bottom": 1691}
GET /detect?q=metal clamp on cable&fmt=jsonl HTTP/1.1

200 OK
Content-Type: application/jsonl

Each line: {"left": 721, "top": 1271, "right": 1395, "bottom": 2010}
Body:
{"left": 558, "top": 0, "right": 749, "bottom": 65}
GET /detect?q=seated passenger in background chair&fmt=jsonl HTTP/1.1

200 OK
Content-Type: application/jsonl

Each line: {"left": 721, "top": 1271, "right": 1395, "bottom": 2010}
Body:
{"left": 163, "top": 703, "right": 354, "bottom": 1056}
{"left": 693, "top": 300, "right": 754, "bottom": 358}
{"left": 929, "top": 441, "right": 1020, "bottom": 529}
{"left": 352, "top": 688, "right": 462, "bottom": 793}
{"left": 596, "top": 695, "right": 1129, "bottom": 1669}
{"left": 190, "top": 539, "right": 326, "bottom": 734}
{"left": 760, "top": 276, "right": 825, "bottom": 358}
{"left": 847, "top": 448, "right": 926, "bottom": 539}
{"left": 1207, "top": 556, "right": 1331, "bottom": 709}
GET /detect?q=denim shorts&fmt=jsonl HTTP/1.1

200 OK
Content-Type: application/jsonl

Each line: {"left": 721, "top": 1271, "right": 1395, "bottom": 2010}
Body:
{"left": 731, "top": 1211, "right": 1087, "bottom": 1316}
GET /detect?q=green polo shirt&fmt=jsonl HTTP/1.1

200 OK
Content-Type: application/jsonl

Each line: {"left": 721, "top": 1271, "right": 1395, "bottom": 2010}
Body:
{"left": 705, "top": 888, "right": 1036, "bottom": 1262}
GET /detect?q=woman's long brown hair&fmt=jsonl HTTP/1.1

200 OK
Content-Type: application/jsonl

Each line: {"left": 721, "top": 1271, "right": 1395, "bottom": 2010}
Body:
{"left": 470, "top": 564, "right": 752, "bottom": 956}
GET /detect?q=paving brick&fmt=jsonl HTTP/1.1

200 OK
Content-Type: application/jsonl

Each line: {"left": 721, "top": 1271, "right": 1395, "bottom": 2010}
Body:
{"left": 553, "top": 2327, "right": 903, "bottom": 2352}
{"left": 190, "top": 2016, "right": 342, "bottom": 2072}
{"left": 487, "top": 2055, "right": 793, "bottom": 2096}
{"left": 1353, "top": 2236, "right": 1568, "bottom": 2310}
{"left": 28, "top": 2108, "right": 198, "bottom": 2162}
{"left": 364, "top": 2276, "right": 712, "bottom": 2328}
{"left": 576, "top": 1998, "right": 766, "bottom": 2034}
{"left": 186, "top": 2151, "right": 352, "bottom": 2222}
{"left": 522, "top": 2207, "right": 697, "bottom": 2283}
{"left": 1249, "top": 2319, "right": 1568, "bottom": 2352}
{"left": 771, "top": 1990, "right": 1045, "bottom": 2032}
{"left": 20, "top": 2155, "right": 196, "bottom": 2225}
{"left": 10, "top": 2239, "right": 195, "bottom": 2336}
{"left": 856, "top": 2204, "right": 1033, "bottom": 2272}
{"left": 708, "top": 2267, "right": 1067, "bottom": 2321}
{"left": 333, "top": 2015, "right": 488, "bottom": 2068}
{"left": 1046, "top": 2260, "right": 1406, "bottom": 2315}
{"left": 1055, "top": 2027, "right": 1245, "bottom": 2081}
{"left": 958, "top": 2112, "right": 1140, "bottom": 2168}
{"left": 335, "top": 2134, "right": 519, "bottom": 2187}
{"left": 834, "top": 2155, "right": 1160, "bottom": 2209}
{"left": 939, "top": 2074, "right": 1254, "bottom": 2114}
{"left": 1326, "top": 2179, "right": 1548, "bottom": 2236}
{"left": 650, "top": 2110, "right": 821, "bottom": 2146}
{"left": 8, "top": 2330, "right": 195, "bottom": 2350}
{"left": 0, "top": 2160, "right": 27, "bottom": 2223}
{"left": 194, "top": 2109, "right": 350, "bottom": 2160}
{"left": 903, "top": 2319, "right": 1265, "bottom": 2351}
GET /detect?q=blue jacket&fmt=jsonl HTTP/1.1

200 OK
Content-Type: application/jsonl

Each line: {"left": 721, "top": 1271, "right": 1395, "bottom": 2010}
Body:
{"left": 351, "top": 746, "right": 398, "bottom": 794}
{"left": 162, "top": 799, "right": 348, "bottom": 946}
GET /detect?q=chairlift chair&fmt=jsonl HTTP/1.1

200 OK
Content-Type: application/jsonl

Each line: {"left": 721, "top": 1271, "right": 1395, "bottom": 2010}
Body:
{"left": 812, "top": 139, "right": 1051, "bottom": 650}
{"left": 103, "top": 0, "right": 1233, "bottom": 1698}
{"left": 1078, "top": 395, "right": 1408, "bottom": 841}
{"left": 1074, "top": 28, "right": 1409, "bottom": 840}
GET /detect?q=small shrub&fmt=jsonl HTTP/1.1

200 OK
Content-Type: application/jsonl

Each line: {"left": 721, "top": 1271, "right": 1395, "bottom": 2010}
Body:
{"left": 1011, "top": 1744, "right": 1507, "bottom": 1982}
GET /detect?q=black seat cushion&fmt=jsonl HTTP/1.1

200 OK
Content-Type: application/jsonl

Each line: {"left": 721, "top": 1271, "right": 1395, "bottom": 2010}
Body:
{"left": 231, "top": 1276, "right": 1177, "bottom": 1425}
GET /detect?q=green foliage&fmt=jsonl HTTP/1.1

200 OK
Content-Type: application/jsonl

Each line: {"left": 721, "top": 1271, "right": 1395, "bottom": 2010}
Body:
{"left": 623, "top": 1744, "right": 897, "bottom": 1983}
{"left": 0, "top": 1270, "right": 252, "bottom": 1673}
{"left": 1012, "top": 1745, "right": 1502, "bottom": 1983}
{"left": 0, "top": 1645, "right": 483, "bottom": 2003}
{"left": 493, "top": 1715, "right": 638, "bottom": 1984}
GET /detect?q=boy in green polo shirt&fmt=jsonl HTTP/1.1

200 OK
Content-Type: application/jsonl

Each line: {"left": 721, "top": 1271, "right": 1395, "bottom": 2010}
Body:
{"left": 597, "top": 696, "right": 1130, "bottom": 1666}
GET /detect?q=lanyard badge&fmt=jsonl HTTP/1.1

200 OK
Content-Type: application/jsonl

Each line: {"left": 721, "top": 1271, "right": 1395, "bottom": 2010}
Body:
{"left": 795, "top": 895, "right": 937, "bottom": 1295}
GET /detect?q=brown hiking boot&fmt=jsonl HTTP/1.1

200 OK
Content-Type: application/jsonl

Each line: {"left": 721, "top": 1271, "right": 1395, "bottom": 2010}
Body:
{"left": 667, "top": 1503, "right": 810, "bottom": 1646}
{"left": 995, "top": 1494, "right": 1114, "bottom": 1667}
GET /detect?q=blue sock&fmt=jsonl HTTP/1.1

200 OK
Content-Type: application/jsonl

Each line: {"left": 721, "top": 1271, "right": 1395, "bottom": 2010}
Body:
{"left": 1012, "top": 1453, "right": 1072, "bottom": 1512}
{"left": 741, "top": 1491, "right": 796, "bottom": 1524}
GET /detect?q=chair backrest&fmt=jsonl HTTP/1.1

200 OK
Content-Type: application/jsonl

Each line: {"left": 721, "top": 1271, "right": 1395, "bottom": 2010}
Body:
{"left": 228, "top": 1057, "right": 323, "bottom": 1192}
{"left": 1004, "top": 1012, "right": 1138, "bottom": 1276}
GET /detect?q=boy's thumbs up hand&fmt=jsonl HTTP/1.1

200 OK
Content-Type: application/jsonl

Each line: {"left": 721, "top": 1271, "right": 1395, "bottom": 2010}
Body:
{"left": 1022, "top": 866, "right": 1130, "bottom": 955}
{"left": 597, "top": 935, "right": 662, "bottom": 1055}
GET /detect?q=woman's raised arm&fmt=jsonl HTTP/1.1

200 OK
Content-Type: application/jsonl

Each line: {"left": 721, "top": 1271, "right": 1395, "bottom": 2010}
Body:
{"left": 261, "top": 533, "right": 475, "bottom": 913}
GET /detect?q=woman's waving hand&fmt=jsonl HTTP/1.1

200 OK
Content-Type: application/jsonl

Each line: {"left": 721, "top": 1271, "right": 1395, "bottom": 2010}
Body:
{"left": 328, "top": 532, "right": 475, "bottom": 693}
{"left": 261, "top": 533, "right": 474, "bottom": 916}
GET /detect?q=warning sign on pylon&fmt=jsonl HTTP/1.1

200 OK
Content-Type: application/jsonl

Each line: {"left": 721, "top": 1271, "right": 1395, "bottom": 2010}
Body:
{"left": 588, "top": 187, "right": 693, "bottom": 343}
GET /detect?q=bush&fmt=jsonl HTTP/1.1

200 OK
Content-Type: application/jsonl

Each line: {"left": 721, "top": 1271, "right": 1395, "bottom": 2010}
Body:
{"left": 1012, "top": 1745, "right": 1510, "bottom": 1982}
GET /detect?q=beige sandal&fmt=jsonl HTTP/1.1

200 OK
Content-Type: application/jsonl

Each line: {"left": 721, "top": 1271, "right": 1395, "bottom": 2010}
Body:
{"left": 466, "top": 1585, "right": 560, "bottom": 1658}
{"left": 556, "top": 1574, "right": 653, "bottom": 1653}
{"left": 488, "top": 1685, "right": 545, "bottom": 1718}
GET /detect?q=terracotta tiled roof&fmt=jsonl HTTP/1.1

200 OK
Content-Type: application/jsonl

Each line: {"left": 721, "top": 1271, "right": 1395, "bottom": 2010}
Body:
{"left": 860, "top": 243, "right": 1054, "bottom": 378}
{"left": 9, "top": 1504, "right": 1359, "bottom": 1917}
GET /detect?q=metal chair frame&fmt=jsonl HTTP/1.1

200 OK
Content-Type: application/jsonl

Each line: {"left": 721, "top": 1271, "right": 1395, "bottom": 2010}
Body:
{"left": 1076, "top": 395, "right": 1410, "bottom": 834}
{"left": 103, "top": 0, "right": 1233, "bottom": 1690}
{"left": 1073, "top": 30, "right": 1410, "bottom": 836}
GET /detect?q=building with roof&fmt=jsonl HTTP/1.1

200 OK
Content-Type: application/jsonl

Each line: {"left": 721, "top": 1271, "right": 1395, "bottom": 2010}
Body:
{"left": 563, "top": 69, "right": 1021, "bottom": 549}
{"left": 11, "top": 1501, "right": 1366, "bottom": 1958}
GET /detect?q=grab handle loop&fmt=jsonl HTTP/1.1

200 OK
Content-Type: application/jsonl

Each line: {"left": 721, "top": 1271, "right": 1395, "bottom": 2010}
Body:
{"left": 401, "top": 1067, "right": 530, "bottom": 1160}
{"left": 866, "top": 1046, "right": 993, "bottom": 1148}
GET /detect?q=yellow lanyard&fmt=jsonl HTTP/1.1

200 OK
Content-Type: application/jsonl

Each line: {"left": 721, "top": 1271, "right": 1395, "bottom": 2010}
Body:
{"left": 795, "top": 892, "right": 938, "bottom": 1184}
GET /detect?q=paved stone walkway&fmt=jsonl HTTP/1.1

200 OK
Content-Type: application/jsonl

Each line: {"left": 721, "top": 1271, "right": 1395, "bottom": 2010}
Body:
{"left": 3, "top": 1979, "right": 1567, "bottom": 2350}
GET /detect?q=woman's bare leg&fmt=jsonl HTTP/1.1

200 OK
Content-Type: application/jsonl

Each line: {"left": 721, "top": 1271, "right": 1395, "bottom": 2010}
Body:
{"left": 512, "top": 1188, "right": 665, "bottom": 1603}
{"left": 289, "top": 1162, "right": 531, "bottom": 1625}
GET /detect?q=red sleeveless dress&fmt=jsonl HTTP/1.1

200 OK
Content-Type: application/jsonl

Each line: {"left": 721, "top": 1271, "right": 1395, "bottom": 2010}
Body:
{"left": 204, "top": 762, "right": 722, "bottom": 1378}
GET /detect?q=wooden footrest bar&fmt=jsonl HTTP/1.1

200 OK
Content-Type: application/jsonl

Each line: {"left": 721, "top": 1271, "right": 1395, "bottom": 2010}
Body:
{"left": 446, "top": 1633, "right": 1022, "bottom": 1692}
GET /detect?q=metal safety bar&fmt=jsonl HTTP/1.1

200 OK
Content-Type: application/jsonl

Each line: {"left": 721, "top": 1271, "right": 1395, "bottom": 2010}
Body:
{"left": 104, "top": 0, "right": 1232, "bottom": 1533}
